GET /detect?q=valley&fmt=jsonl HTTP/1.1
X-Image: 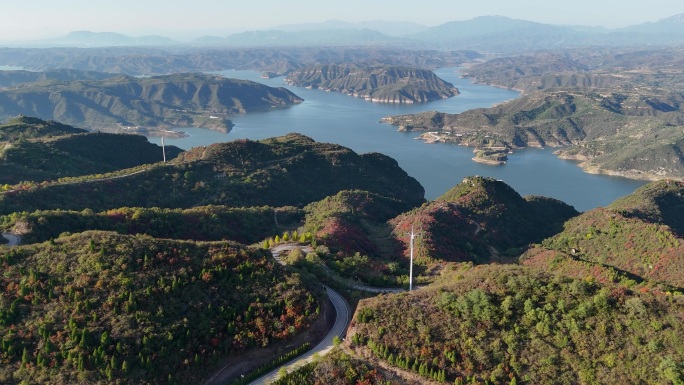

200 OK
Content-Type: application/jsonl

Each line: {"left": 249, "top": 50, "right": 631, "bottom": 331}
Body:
{"left": 3, "top": 114, "right": 684, "bottom": 384}
{"left": 3, "top": 9, "right": 684, "bottom": 385}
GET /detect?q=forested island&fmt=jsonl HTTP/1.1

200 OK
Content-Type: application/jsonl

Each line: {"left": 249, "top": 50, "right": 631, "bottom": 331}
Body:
{"left": 285, "top": 64, "right": 458, "bottom": 103}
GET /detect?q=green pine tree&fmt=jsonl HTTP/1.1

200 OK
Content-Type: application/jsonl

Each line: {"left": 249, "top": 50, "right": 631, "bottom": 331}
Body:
{"left": 79, "top": 328, "right": 89, "bottom": 348}
{"left": 21, "top": 347, "right": 29, "bottom": 365}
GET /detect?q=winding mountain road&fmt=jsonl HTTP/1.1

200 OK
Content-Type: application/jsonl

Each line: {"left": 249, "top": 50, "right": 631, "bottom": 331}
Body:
{"left": 247, "top": 285, "right": 350, "bottom": 385}
{"left": 1, "top": 233, "right": 20, "bottom": 246}
{"left": 208, "top": 243, "right": 401, "bottom": 385}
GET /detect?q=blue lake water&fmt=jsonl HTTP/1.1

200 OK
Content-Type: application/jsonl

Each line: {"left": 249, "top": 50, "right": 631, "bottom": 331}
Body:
{"left": 160, "top": 68, "right": 646, "bottom": 212}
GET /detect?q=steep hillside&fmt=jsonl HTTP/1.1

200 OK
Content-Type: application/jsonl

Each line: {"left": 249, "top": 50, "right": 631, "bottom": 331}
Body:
{"left": 390, "top": 176, "right": 578, "bottom": 264}
{"left": 0, "top": 117, "right": 183, "bottom": 185}
{"left": 349, "top": 264, "right": 684, "bottom": 384}
{"left": 0, "top": 73, "right": 303, "bottom": 131}
{"left": 0, "top": 231, "right": 321, "bottom": 384}
{"left": 0, "top": 133, "right": 425, "bottom": 214}
{"left": 286, "top": 64, "right": 458, "bottom": 103}
{"left": 523, "top": 180, "right": 684, "bottom": 289}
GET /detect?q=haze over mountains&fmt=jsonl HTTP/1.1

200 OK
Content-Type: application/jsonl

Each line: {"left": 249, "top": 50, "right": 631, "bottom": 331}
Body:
{"left": 5, "top": 5, "right": 684, "bottom": 385}
{"left": 4, "top": 13, "right": 684, "bottom": 51}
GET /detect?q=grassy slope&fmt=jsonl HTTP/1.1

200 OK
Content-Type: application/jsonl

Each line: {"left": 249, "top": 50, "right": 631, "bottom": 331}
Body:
{"left": 350, "top": 264, "right": 684, "bottom": 385}
{"left": 522, "top": 180, "right": 684, "bottom": 289}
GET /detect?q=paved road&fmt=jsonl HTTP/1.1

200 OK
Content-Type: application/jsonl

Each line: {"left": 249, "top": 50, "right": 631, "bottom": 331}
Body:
{"left": 1, "top": 233, "right": 20, "bottom": 246}
{"left": 209, "top": 243, "right": 400, "bottom": 385}
{"left": 247, "top": 285, "right": 350, "bottom": 385}
{"left": 270, "top": 244, "right": 313, "bottom": 258}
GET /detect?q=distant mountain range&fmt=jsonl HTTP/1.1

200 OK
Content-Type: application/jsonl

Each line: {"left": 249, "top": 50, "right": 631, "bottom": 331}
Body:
{"left": 4, "top": 13, "right": 684, "bottom": 51}
{"left": 192, "top": 28, "right": 405, "bottom": 47}
{"left": 0, "top": 47, "right": 477, "bottom": 77}
{"left": 271, "top": 19, "right": 428, "bottom": 37}
{"left": 37, "top": 31, "right": 177, "bottom": 47}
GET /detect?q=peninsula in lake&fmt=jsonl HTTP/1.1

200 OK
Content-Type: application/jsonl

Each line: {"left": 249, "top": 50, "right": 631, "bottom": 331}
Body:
{"left": 383, "top": 47, "right": 684, "bottom": 181}
{"left": 285, "top": 64, "right": 458, "bottom": 103}
{"left": 0, "top": 72, "right": 303, "bottom": 135}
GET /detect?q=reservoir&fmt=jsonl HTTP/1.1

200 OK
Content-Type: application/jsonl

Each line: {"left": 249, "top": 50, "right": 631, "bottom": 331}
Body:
{"left": 162, "top": 68, "right": 646, "bottom": 212}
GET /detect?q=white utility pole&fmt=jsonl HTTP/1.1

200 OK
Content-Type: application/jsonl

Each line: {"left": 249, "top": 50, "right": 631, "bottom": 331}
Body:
{"left": 409, "top": 224, "right": 421, "bottom": 291}
{"left": 161, "top": 136, "right": 166, "bottom": 163}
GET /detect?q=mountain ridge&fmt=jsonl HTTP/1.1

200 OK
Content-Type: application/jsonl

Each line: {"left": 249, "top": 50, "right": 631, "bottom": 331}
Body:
{"left": 0, "top": 73, "right": 303, "bottom": 132}
{"left": 3, "top": 13, "right": 684, "bottom": 50}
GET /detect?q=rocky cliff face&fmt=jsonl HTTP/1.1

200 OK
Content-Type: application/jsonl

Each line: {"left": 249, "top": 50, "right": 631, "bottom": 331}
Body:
{"left": 285, "top": 64, "right": 458, "bottom": 103}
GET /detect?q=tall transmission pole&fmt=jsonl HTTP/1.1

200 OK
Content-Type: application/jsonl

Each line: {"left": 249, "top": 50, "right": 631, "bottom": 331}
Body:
{"left": 409, "top": 224, "right": 421, "bottom": 291}
{"left": 161, "top": 136, "right": 166, "bottom": 163}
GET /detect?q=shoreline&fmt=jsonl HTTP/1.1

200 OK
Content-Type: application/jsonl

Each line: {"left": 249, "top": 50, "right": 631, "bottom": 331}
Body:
{"left": 471, "top": 157, "right": 506, "bottom": 166}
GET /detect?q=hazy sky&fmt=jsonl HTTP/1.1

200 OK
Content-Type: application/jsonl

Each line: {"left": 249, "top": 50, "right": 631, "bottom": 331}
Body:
{"left": 2, "top": 0, "right": 683, "bottom": 40}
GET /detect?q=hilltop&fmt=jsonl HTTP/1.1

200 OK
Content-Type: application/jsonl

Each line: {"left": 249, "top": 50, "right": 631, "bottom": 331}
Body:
{"left": 0, "top": 73, "right": 303, "bottom": 133}
{"left": 285, "top": 64, "right": 458, "bottom": 103}
{"left": 0, "top": 117, "right": 182, "bottom": 185}
{"left": 292, "top": 178, "right": 576, "bottom": 287}
{"left": 0, "top": 116, "right": 87, "bottom": 141}
{"left": 390, "top": 176, "right": 578, "bottom": 263}
{"left": 0, "top": 133, "right": 425, "bottom": 214}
